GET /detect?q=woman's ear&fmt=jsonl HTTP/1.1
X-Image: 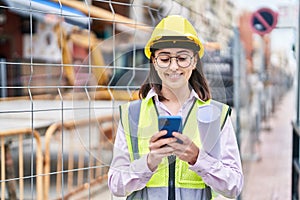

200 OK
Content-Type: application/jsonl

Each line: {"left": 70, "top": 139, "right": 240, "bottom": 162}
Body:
{"left": 151, "top": 56, "right": 158, "bottom": 70}
{"left": 151, "top": 56, "right": 155, "bottom": 65}
{"left": 193, "top": 55, "right": 198, "bottom": 69}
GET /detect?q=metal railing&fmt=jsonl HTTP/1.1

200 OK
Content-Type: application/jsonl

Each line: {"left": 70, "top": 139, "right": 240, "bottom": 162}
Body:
{"left": 0, "top": 128, "right": 43, "bottom": 200}
{"left": 43, "top": 115, "right": 117, "bottom": 199}
{"left": 0, "top": 114, "right": 117, "bottom": 200}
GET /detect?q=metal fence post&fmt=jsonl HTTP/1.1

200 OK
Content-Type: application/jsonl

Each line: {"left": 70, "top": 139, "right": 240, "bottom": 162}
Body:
{"left": 297, "top": 0, "right": 300, "bottom": 127}
{"left": 0, "top": 58, "right": 7, "bottom": 98}
{"left": 233, "top": 27, "right": 242, "bottom": 200}
{"left": 233, "top": 27, "right": 241, "bottom": 148}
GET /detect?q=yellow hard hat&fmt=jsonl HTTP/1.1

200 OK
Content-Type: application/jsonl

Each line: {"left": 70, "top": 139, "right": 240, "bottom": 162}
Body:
{"left": 144, "top": 15, "right": 204, "bottom": 59}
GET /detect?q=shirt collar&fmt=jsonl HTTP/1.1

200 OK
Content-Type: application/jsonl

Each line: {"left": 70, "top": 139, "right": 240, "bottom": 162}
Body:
{"left": 190, "top": 89, "right": 206, "bottom": 103}
{"left": 145, "top": 88, "right": 158, "bottom": 101}
{"left": 145, "top": 88, "right": 206, "bottom": 103}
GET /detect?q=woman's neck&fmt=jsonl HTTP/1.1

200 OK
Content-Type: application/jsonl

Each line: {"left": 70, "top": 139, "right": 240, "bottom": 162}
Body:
{"left": 161, "top": 86, "right": 191, "bottom": 106}
{"left": 160, "top": 86, "right": 191, "bottom": 115}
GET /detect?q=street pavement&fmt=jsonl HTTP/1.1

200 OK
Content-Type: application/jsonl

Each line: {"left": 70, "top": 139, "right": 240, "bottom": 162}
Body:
{"left": 241, "top": 88, "right": 295, "bottom": 200}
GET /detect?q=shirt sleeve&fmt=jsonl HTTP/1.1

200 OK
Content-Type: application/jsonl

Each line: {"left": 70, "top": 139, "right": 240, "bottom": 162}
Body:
{"left": 189, "top": 117, "right": 244, "bottom": 198}
{"left": 107, "top": 121, "right": 154, "bottom": 197}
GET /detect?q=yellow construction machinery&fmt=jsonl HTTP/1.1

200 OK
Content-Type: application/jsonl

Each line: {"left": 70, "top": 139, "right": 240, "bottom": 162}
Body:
{"left": 52, "top": 0, "right": 151, "bottom": 100}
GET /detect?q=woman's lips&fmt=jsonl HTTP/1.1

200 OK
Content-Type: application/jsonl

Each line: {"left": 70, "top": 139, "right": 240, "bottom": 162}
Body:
{"left": 166, "top": 73, "right": 182, "bottom": 80}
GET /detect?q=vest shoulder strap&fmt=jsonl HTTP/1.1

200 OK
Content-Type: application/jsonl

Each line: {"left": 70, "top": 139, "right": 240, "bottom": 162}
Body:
{"left": 128, "top": 99, "right": 142, "bottom": 160}
{"left": 210, "top": 99, "right": 232, "bottom": 130}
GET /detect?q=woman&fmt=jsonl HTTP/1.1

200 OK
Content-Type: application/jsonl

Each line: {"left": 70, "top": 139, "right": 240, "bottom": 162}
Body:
{"left": 108, "top": 15, "right": 243, "bottom": 200}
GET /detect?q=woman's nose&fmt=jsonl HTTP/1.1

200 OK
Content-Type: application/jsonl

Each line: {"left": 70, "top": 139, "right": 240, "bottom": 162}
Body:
{"left": 169, "top": 57, "right": 179, "bottom": 70}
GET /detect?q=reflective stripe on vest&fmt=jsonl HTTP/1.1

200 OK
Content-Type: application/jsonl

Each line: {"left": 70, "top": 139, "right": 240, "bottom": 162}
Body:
{"left": 120, "top": 98, "right": 231, "bottom": 190}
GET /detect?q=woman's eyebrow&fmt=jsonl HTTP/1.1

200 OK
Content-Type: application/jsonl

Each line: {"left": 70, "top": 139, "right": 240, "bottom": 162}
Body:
{"left": 157, "top": 51, "right": 171, "bottom": 55}
{"left": 157, "top": 50, "right": 191, "bottom": 55}
{"left": 177, "top": 50, "right": 191, "bottom": 54}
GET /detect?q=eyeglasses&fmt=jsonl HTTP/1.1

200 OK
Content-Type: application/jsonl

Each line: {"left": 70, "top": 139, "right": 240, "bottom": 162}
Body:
{"left": 154, "top": 54, "right": 194, "bottom": 68}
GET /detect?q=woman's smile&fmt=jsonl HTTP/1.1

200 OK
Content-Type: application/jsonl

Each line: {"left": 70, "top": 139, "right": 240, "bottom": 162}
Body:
{"left": 165, "top": 72, "right": 183, "bottom": 81}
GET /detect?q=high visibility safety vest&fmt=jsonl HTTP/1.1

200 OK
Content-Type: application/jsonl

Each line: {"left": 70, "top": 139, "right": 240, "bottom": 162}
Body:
{"left": 119, "top": 97, "right": 231, "bottom": 199}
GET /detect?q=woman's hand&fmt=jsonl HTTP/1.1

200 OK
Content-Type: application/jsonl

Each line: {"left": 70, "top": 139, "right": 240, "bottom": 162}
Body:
{"left": 147, "top": 130, "right": 177, "bottom": 171}
{"left": 168, "top": 132, "right": 199, "bottom": 165}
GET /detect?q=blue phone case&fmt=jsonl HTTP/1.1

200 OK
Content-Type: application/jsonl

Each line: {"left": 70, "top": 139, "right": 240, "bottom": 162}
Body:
{"left": 158, "top": 116, "right": 182, "bottom": 138}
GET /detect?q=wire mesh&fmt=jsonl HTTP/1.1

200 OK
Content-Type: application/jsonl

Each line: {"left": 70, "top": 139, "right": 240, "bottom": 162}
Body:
{"left": 0, "top": 0, "right": 239, "bottom": 199}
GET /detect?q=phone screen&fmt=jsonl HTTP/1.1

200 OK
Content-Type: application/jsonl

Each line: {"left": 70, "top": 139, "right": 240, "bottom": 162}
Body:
{"left": 158, "top": 116, "right": 182, "bottom": 138}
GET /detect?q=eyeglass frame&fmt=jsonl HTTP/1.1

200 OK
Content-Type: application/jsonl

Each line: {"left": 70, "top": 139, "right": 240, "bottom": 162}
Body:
{"left": 154, "top": 53, "right": 196, "bottom": 68}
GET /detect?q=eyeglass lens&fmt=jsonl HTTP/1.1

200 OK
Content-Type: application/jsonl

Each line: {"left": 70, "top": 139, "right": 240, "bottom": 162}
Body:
{"left": 156, "top": 54, "right": 193, "bottom": 68}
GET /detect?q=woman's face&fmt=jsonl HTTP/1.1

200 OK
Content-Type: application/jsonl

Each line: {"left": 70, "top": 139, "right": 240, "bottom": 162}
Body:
{"left": 152, "top": 48, "right": 197, "bottom": 90}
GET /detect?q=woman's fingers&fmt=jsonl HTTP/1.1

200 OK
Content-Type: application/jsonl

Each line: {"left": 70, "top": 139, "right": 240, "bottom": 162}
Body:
{"left": 172, "top": 132, "right": 188, "bottom": 143}
{"left": 149, "top": 131, "right": 177, "bottom": 149}
{"left": 168, "top": 132, "right": 199, "bottom": 164}
{"left": 150, "top": 130, "right": 168, "bottom": 142}
{"left": 147, "top": 136, "right": 176, "bottom": 171}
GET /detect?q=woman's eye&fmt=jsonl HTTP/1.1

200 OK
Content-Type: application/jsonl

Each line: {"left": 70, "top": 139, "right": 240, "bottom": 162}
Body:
{"left": 159, "top": 57, "right": 170, "bottom": 62}
{"left": 177, "top": 55, "right": 188, "bottom": 61}
{"left": 178, "top": 57, "right": 187, "bottom": 62}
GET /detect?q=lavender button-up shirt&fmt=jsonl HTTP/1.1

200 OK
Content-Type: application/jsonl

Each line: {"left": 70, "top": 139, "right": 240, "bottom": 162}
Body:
{"left": 108, "top": 89, "right": 243, "bottom": 199}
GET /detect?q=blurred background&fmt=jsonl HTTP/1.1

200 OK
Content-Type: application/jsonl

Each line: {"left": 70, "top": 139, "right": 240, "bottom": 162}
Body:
{"left": 0, "top": 0, "right": 299, "bottom": 199}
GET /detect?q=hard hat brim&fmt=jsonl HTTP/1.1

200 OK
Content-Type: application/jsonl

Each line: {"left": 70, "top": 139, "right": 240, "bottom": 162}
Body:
{"left": 145, "top": 36, "right": 204, "bottom": 59}
{"left": 150, "top": 37, "right": 200, "bottom": 53}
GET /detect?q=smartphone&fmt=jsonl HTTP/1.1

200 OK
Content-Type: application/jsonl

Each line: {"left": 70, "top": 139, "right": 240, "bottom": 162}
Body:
{"left": 158, "top": 116, "right": 182, "bottom": 139}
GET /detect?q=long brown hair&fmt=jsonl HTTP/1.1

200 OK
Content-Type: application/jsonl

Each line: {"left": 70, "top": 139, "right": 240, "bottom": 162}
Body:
{"left": 139, "top": 53, "right": 211, "bottom": 101}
